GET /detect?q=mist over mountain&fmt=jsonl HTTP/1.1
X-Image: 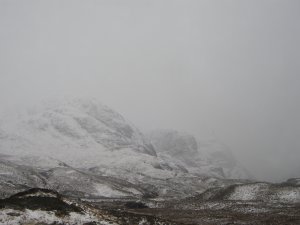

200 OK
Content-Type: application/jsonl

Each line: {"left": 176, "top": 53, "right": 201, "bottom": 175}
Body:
{"left": 1, "top": 0, "right": 300, "bottom": 182}
{"left": 0, "top": 98, "right": 252, "bottom": 199}
{"left": 0, "top": 98, "right": 299, "bottom": 225}
{"left": 0, "top": 0, "right": 299, "bottom": 224}
{"left": 0, "top": 98, "right": 249, "bottom": 178}
{"left": 148, "top": 129, "right": 251, "bottom": 179}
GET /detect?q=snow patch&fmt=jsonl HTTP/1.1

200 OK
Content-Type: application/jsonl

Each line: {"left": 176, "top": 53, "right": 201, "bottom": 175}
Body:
{"left": 228, "top": 183, "right": 268, "bottom": 201}
{"left": 275, "top": 189, "right": 300, "bottom": 202}
{"left": 0, "top": 208, "right": 114, "bottom": 225}
{"left": 93, "top": 184, "right": 127, "bottom": 198}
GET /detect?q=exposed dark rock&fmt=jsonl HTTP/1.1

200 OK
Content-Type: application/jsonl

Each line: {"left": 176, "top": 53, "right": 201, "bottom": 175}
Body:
{"left": 0, "top": 188, "right": 82, "bottom": 216}
{"left": 124, "top": 201, "right": 148, "bottom": 209}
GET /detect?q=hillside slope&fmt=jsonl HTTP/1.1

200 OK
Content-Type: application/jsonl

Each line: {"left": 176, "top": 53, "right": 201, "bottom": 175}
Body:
{"left": 148, "top": 130, "right": 251, "bottom": 179}
{"left": 0, "top": 99, "right": 251, "bottom": 198}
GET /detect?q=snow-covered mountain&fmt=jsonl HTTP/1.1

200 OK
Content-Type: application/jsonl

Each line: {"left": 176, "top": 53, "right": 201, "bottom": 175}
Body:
{"left": 148, "top": 130, "right": 251, "bottom": 179}
{"left": 1, "top": 98, "right": 299, "bottom": 225}
{"left": 0, "top": 98, "right": 156, "bottom": 163}
{"left": 0, "top": 98, "right": 251, "bottom": 199}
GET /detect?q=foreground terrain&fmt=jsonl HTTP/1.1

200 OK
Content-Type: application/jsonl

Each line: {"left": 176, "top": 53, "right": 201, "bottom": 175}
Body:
{"left": 0, "top": 184, "right": 299, "bottom": 225}
{"left": 95, "top": 199, "right": 300, "bottom": 225}
{"left": 0, "top": 99, "right": 299, "bottom": 224}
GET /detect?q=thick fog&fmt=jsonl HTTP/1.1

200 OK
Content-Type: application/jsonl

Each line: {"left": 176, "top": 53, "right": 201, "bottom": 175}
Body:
{"left": 0, "top": 0, "right": 299, "bottom": 181}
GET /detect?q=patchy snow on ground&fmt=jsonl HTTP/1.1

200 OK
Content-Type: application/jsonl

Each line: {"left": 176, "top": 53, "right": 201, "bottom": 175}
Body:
{"left": 17, "top": 190, "right": 58, "bottom": 198}
{"left": 228, "top": 183, "right": 268, "bottom": 201}
{"left": 93, "top": 183, "right": 127, "bottom": 198}
{"left": 0, "top": 208, "right": 115, "bottom": 225}
{"left": 274, "top": 189, "right": 300, "bottom": 203}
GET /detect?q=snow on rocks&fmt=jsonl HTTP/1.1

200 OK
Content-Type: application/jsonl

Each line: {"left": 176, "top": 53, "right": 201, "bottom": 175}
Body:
{"left": 228, "top": 183, "right": 269, "bottom": 201}
{"left": 0, "top": 208, "right": 114, "bottom": 225}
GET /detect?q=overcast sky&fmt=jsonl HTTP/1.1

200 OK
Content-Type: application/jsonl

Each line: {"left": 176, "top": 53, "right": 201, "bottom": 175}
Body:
{"left": 0, "top": 0, "right": 299, "bottom": 181}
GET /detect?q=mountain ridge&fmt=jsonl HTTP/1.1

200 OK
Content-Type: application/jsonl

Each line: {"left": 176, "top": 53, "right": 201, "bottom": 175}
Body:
{"left": 0, "top": 98, "right": 252, "bottom": 199}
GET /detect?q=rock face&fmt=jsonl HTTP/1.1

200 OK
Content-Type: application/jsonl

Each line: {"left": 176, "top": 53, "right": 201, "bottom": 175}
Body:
{"left": 148, "top": 130, "right": 251, "bottom": 179}
{"left": 0, "top": 98, "right": 251, "bottom": 199}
